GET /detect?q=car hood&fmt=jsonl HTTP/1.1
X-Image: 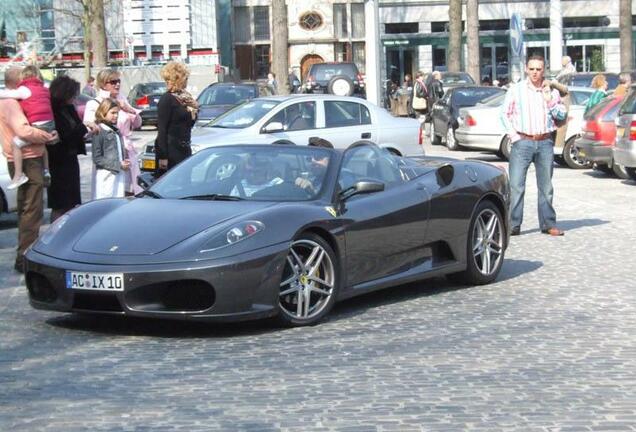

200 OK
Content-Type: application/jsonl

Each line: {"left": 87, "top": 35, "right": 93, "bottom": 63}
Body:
{"left": 198, "top": 104, "right": 236, "bottom": 121}
{"left": 190, "top": 126, "right": 247, "bottom": 146}
{"left": 71, "top": 198, "right": 276, "bottom": 256}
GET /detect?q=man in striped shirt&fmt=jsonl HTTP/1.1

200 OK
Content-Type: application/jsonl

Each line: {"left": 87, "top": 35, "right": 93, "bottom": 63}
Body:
{"left": 501, "top": 55, "right": 567, "bottom": 237}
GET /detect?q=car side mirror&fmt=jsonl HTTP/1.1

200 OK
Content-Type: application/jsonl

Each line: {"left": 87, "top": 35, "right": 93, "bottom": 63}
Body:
{"left": 137, "top": 171, "right": 157, "bottom": 190}
{"left": 340, "top": 180, "right": 385, "bottom": 201}
{"left": 262, "top": 122, "right": 284, "bottom": 134}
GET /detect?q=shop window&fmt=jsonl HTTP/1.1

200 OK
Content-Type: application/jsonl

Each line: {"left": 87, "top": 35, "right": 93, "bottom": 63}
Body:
{"left": 352, "top": 42, "right": 365, "bottom": 73}
{"left": 351, "top": 3, "right": 365, "bottom": 38}
{"left": 385, "top": 23, "right": 418, "bottom": 34}
{"left": 334, "top": 4, "right": 347, "bottom": 38}
{"left": 254, "top": 6, "right": 270, "bottom": 41}
{"left": 255, "top": 45, "right": 270, "bottom": 78}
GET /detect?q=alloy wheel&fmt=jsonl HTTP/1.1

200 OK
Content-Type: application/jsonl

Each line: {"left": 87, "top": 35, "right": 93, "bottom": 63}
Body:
{"left": 471, "top": 208, "right": 504, "bottom": 276}
{"left": 279, "top": 239, "right": 335, "bottom": 321}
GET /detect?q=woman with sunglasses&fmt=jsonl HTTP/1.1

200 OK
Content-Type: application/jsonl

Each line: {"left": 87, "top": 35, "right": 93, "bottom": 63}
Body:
{"left": 83, "top": 69, "right": 142, "bottom": 197}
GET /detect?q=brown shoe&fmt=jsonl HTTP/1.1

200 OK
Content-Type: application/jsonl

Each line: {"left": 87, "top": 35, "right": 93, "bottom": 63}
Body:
{"left": 541, "top": 227, "right": 564, "bottom": 236}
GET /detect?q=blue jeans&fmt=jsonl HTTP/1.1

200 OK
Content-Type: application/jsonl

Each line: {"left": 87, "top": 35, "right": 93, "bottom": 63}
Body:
{"left": 508, "top": 138, "right": 556, "bottom": 230}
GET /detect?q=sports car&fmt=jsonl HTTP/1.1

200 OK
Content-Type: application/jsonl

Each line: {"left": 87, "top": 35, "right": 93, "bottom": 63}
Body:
{"left": 25, "top": 142, "right": 510, "bottom": 326}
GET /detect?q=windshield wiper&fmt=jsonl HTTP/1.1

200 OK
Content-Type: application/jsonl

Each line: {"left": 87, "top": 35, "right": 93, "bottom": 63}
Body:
{"left": 136, "top": 190, "right": 162, "bottom": 199}
{"left": 179, "top": 194, "right": 243, "bottom": 201}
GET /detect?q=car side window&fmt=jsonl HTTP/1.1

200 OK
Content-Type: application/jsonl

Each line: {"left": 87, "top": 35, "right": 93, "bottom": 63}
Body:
{"left": 325, "top": 101, "right": 371, "bottom": 128}
{"left": 267, "top": 102, "right": 316, "bottom": 131}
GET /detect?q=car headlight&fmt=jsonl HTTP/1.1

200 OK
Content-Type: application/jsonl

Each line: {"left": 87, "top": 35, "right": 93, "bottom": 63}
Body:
{"left": 39, "top": 214, "right": 70, "bottom": 245}
{"left": 200, "top": 220, "right": 265, "bottom": 253}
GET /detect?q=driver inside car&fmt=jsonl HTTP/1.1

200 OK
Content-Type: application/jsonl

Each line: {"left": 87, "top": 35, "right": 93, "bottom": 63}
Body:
{"left": 233, "top": 154, "right": 283, "bottom": 197}
{"left": 294, "top": 137, "right": 332, "bottom": 193}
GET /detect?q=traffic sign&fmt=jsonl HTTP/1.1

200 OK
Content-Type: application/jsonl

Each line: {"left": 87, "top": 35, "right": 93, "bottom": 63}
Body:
{"left": 510, "top": 13, "right": 524, "bottom": 58}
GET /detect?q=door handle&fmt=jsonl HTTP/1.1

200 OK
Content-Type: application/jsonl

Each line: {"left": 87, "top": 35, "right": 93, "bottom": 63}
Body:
{"left": 361, "top": 132, "right": 371, "bottom": 139}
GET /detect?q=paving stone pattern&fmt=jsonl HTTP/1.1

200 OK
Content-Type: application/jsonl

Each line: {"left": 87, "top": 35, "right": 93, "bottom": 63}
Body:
{"left": 1, "top": 137, "right": 635, "bottom": 431}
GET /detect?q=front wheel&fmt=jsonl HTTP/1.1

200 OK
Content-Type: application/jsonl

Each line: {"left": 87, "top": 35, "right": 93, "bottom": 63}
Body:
{"left": 447, "top": 200, "right": 505, "bottom": 285}
{"left": 277, "top": 234, "right": 339, "bottom": 326}
{"left": 430, "top": 121, "right": 441, "bottom": 145}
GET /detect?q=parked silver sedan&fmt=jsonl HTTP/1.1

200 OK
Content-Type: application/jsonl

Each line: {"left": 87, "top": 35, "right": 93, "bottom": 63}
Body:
{"left": 455, "top": 87, "right": 595, "bottom": 165}
{"left": 612, "top": 87, "right": 636, "bottom": 180}
{"left": 140, "top": 95, "right": 424, "bottom": 171}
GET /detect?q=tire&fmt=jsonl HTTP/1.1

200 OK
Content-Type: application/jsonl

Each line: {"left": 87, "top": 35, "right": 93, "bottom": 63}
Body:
{"left": 611, "top": 162, "right": 630, "bottom": 180}
{"left": 498, "top": 136, "right": 512, "bottom": 161}
{"left": 626, "top": 167, "right": 636, "bottom": 181}
{"left": 327, "top": 75, "right": 354, "bottom": 96}
{"left": 594, "top": 163, "right": 613, "bottom": 175}
{"left": 563, "top": 137, "right": 592, "bottom": 169}
{"left": 277, "top": 233, "right": 339, "bottom": 326}
{"left": 445, "top": 125, "right": 460, "bottom": 151}
{"left": 447, "top": 200, "right": 505, "bottom": 285}
{"left": 430, "top": 121, "right": 442, "bottom": 145}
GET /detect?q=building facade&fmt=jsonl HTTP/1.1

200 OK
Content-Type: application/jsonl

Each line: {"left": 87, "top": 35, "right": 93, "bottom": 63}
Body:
{"left": 0, "top": 0, "right": 219, "bottom": 66}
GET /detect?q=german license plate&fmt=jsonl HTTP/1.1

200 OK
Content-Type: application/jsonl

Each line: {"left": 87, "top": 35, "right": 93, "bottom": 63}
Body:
{"left": 616, "top": 127, "right": 625, "bottom": 138}
{"left": 142, "top": 159, "right": 156, "bottom": 170}
{"left": 66, "top": 271, "right": 124, "bottom": 291}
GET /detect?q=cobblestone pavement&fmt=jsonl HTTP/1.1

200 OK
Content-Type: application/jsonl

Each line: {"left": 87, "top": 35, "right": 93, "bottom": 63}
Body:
{"left": 1, "top": 133, "right": 635, "bottom": 431}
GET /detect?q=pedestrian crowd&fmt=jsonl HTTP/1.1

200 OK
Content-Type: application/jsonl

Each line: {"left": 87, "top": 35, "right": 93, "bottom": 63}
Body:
{"left": 1, "top": 61, "right": 198, "bottom": 273}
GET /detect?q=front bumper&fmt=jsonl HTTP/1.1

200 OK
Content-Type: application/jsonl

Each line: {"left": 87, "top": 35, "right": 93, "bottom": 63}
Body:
{"left": 613, "top": 138, "right": 636, "bottom": 168}
{"left": 24, "top": 243, "right": 289, "bottom": 322}
{"left": 575, "top": 138, "right": 612, "bottom": 164}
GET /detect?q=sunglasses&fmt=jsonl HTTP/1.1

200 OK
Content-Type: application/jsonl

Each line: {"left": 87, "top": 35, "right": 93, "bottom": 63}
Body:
{"left": 528, "top": 68, "right": 543, "bottom": 71}
{"left": 107, "top": 79, "right": 121, "bottom": 85}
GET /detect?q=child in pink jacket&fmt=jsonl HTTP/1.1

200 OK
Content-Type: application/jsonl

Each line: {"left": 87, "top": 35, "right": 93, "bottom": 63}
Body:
{"left": 0, "top": 65, "right": 57, "bottom": 189}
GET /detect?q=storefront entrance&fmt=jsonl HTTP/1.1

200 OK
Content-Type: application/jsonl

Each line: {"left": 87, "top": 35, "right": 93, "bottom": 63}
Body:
{"left": 386, "top": 47, "right": 415, "bottom": 84}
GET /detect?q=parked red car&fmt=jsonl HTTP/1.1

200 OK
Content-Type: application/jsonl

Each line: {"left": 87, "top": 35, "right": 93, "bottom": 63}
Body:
{"left": 575, "top": 96, "right": 628, "bottom": 178}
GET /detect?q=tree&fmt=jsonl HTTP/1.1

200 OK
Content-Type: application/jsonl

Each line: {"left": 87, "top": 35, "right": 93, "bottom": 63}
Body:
{"left": 447, "top": 0, "right": 462, "bottom": 72}
{"left": 619, "top": 0, "right": 633, "bottom": 71}
{"left": 91, "top": 0, "right": 107, "bottom": 68}
{"left": 466, "top": 0, "right": 480, "bottom": 82}
{"left": 270, "top": 0, "right": 289, "bottom": 95}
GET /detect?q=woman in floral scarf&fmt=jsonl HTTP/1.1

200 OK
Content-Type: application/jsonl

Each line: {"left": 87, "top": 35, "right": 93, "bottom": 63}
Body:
{"left": 155, "top": 62, "right": 198, "bottom": 175}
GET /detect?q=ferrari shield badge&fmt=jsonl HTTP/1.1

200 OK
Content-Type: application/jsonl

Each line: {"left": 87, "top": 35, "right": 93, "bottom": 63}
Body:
{"left": 324, "top": 206, "right": 337, "bottom": 217}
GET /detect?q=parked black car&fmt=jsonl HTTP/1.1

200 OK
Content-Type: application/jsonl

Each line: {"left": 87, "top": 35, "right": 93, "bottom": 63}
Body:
{"left": 426, "top": 72, "right": 476, "bottom": 94}
{"left": 303, "top": 62, "right": 365, "bottom": 97}
{"left": 557, "top": 72, "right": 620, "bottom": 91}
{"left": 429, "top": 85, "right": 506, "bottom": 150}
{"left": 127, "top": 82, "right": 166, "bottom": 128}
{"left": 196, "top": 82, "right": 272, "bottom": 127}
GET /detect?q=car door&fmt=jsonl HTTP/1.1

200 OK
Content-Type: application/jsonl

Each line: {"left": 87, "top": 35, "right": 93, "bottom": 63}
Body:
{"left": 432, "top": 91, "right": 452, "bottom": 137}
{"left": 338, "top": 145, "right": 431, "bottom": 288}
{"left": 317, "top": 100, "right": 374, "bottom": 148}
{"left": 260, "top": 101, "right": 317, "bottom": 145}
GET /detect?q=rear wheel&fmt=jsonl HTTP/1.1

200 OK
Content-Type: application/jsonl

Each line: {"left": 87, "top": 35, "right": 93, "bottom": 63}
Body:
{"left": 625, "top": 167, "right": 636, "bottom": 181}
{"left": 497, "top": 136, "right": 512, "bottom": 161}
{"left": 445, "top": 125, "right": 460, "bottom": 150}
{"left": 277, "top": 234, "right": 339, "bottom": 326}
{"left": 447, "top": 200, "right": 505, "bottom": 285}
{"left": 563, "top": 137, "right": 592, "bottom": 169}
{"left": 612, "top": 162, "right": 630, "bottom": 179}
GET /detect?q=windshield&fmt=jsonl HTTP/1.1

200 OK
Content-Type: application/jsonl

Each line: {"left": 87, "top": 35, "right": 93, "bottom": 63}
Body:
{"left": 198, "top": 85, "right": 258, "bottom": 106}
{"left": 149, "top": 146, "right": 333, "bottom": 201}
{"left": 208, "top": 99, "right": 280, "bottom": 129}
{"left": 140, "top": 83, "right": 167, "bottom": 94}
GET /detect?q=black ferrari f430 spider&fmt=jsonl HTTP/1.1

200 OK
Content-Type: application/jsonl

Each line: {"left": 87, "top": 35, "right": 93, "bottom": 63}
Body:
{"left": 25, "top": 142, "right": 510, "bottom": 326}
